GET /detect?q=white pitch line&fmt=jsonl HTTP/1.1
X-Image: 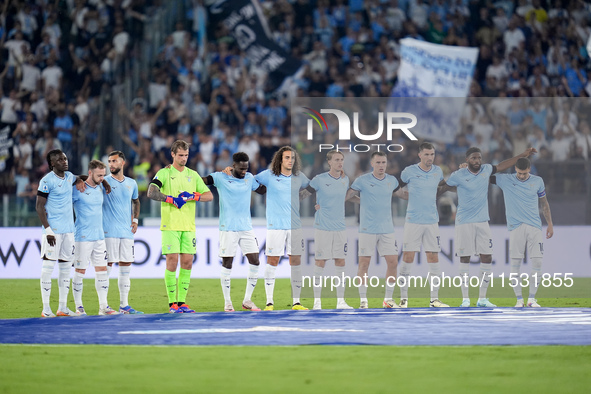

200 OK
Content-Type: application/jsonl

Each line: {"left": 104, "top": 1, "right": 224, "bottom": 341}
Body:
{"left": 119, "top": 326, "right": 365, "bottom": 335}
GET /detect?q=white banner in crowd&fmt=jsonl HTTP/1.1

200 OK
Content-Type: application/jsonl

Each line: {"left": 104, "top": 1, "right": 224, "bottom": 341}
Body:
{"left": 390, "top": 38, "right": 479, "bottom": 143}
{"left": 1, "top": 226, "right": 590, "bottom": 278}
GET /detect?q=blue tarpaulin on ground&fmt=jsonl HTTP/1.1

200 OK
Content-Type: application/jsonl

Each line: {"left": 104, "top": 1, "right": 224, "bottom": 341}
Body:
{"left": 1, "top": 308, "right": 590, "bottom": 346}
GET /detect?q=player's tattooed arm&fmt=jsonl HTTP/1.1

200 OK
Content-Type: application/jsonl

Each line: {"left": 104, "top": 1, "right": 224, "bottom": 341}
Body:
{"left": 437, "top": 179, "right": 455, "bottom": 198}
{"left": 393, "top": 187, "right": 408, "bottom": 200}
{"left": 132, "top": 198, "right": 140, "bottom": 219}
{"left": 147, "top": 183, "right": 168, "bottom": 202}
{"left": 299, "top": 189, "right": 311, "bottom": 200}
{"left": 300, "top": 186, "right": 316, "bottom": 201}
{"left": 539, "top": 195, "right": 554, "bottom": 239}
{"left": 131, "top": 198, "right": 140, "bottom": 234}
{"left": 75, "top": 175, "right": 87, "bottom": 192}
{"left": 345, "top": 188, "right": 360, "bottom": 204}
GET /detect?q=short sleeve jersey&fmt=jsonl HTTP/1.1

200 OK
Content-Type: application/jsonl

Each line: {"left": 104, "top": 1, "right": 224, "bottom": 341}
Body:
{"left": 400, "top": 164, "right": 443, "bottom": 224}
{"left": 38, "top": 171, "right": 75, "bottom": 234}
{"left": 309, "top": 172, "right": 349, "bottom": 231}
{"left": 493, "top": 173, "right": 546, "bottom": 231}
{"left": 72, "top": 183, "right": 105, "bottom": 242}
{"left": 103, "top": 175, "right": 139, "bottom": 239}
{"left": 211, "top": 172, "right": 258, "bottom": 231}
{"left": 255, "top": 169, "right": 289, "bottom": 230}
{"left": 351, "top": 173, "right": 400, "bottom": 234}
{"left": 446, "top": 164, "right": 495, "bottom": 225}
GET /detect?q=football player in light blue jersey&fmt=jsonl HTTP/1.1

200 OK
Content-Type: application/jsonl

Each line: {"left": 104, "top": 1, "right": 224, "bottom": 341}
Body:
{"left": 254, "top": 147, "right": 310, "bottom": 311}
{"left": 36, "top": 149, "right": 77, "bottom": 317}
{"left": 346, "top": 151, "right": 408, "bottom": 309}
{"left": 71, "top": 160, "right": 118, "bottom": 315}
{"left": 399, "top": 142, "right": 448, "bottom": 308}
{"left": 203, "top": 152, "right": 266, "bottom": 312}
{"left": 103, "top": 151, "right": 143, "bottom": 314}
{"left": 440, "top": 147, "right": 537, "bottom": 308}
{"left": 491, "top": 157, "right": 553, "bottom": 308}
{"left": 307, "top": 150, "right": 353, "bottom": 310}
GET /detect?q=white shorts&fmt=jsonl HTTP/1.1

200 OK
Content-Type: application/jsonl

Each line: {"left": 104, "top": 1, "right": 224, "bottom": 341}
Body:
{"left": 266, "top": 229, "right": 304, "bottom": 256}
{"left": 509, "top": 224, "right": 544, "bottom": 259}
{"left": 219, "top": 230, "right": 259, "bottom": 257}
{"left": 41, "top": 232, "right": 75, "bottom": 262}
{"left": 314, "top": 229, "right": 347, "bottom": 260}
{"left": 403, "top": 223, "right": 440, "bottom": 252}
{"left": 455, "top": 222, "right": 493, "bottom": 257}
{"left": 105, "top": 238, "right": 135, "bottom": 263}
{"left": 358, "top": 233, "right": 398, "bottom": 257}
{"left": 74, "top": 240, "right": 108, "bottom": 270}
{"left": 290, "top": 228, "right": 304, "bottom": 256}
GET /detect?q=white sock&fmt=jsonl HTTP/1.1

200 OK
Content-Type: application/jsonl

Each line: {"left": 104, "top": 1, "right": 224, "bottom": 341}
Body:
{"left": 243, "top": 264, "right": 259, "bottom": 302}
{"left": 428, "top": 262, "right": 441, "bottom": 301}
{"left": 459, "top": 262, "right": 470, "bottom": 300}
{"left": 41, "top": 260, "right": 55, "bottom": 311}
{"left": 220, "top": 267, "right": 232, "bottom": 303}
{"left": 57, "top": 262, "right": 71, "bottom": 311}
{"left": 313, "top": 265, "right": 324, "bottom": 300}
{"left": 335, "top": 266, "right": 346, "bottom": 299}
{"left": 399, "top": 262, "right": 412, "bottom": 300}
{"left": 384, "top": 276, "right": 396, "bottom": 301}
{"left": 264, "top": 265, "right": 277, "bottom": 305}
{"left": 107, "top": 265, "right": 112, "bottom": 277}
{"left": 118, "top": 265, "right": 131, "bottom": 307}
{"left": 359, "top": 283, "right": 368, "bottom": 302}
{"left": 478, "top": 263, "right": 492, "bottom": 299}
{"left": 529, "top": 257, "right": 543, "bottom": 299}
{"left": 290, "top": 265, "right": 302, "bottom": 304}
{"left": 358, "top": 272, "right": 368, "bottom": 301}
{"left": 95, "top": 271, "right": 109, "bottom": 309}
{"left": 73, "top": 271, "right": 85, "bottom": 308}
{"left": 511, "top": 258, "right": 523, "bottom": 299}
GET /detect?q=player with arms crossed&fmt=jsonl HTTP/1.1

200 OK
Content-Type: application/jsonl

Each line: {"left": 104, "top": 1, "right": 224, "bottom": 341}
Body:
{"left": 103, "top": 150, "right": 143, "bottom": 314}
{"left": 346, "top": 151, "right": 408, "bottom": 309}
{"left": 36, "top": 149, "right": 78, "bottom": 317}
{"left": 148, "top": 140, "right": 213, "bottom": 313}
{"left": 254, "top": 146, "right": 310, "bottom": 311}
{"left": 490, "top": 157, "right": 553, "bottom": 307}
{"left": 205, "top": 152, "right": 266, "bottom": 312}
{"left": 439, "top": 147, "right": 536, "bottom": 307}
{"left": 308, "top": 150, "right": 353, "bottom": 310}
{"left": 71, "top": 160, "right": 118, "bottom": 315}
{"left": 399, "top": 142, "right": 448, "bottom": 308}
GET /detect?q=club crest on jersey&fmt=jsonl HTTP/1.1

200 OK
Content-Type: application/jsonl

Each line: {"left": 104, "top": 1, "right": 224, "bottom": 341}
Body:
{"left": 187, "top": 177, "right": 192, "bottom": 182}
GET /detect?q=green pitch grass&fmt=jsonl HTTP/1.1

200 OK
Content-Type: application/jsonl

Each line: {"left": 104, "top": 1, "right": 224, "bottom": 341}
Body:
{"left": 0, "top": 278, "right": 590, "bottom": 318}
{"left": 0, "top": 345, "right": 590, "bottom": 393}
{"left": 1, "top": 279, "right": 589, "bottom": 393}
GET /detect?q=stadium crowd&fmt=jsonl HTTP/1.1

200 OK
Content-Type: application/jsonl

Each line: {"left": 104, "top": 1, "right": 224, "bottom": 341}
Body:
{"left": 1, "top": 0, "right": 591, "bottom": 204}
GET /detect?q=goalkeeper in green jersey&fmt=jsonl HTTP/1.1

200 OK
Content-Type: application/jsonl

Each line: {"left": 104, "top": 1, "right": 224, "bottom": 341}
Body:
{"left": 147, "top": 140, "right": 213, "bottom": 313}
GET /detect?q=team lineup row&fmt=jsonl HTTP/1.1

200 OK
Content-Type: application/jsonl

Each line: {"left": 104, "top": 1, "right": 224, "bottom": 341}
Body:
{"left": 35, "top": 140, "right": 552, "bottom": 316}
